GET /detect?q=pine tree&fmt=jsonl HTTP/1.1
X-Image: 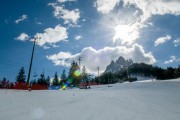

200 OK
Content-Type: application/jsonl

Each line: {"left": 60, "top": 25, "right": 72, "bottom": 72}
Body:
{"left": 16, "top": 67, "right": 26, "bottom": 83}
{"left": 46, "top": 76, "right": 50, "bottom": 85}
{"left": 68, "top": 61, "right": 81, "bottom": 86}
{"left": 68, "top": 61, "right": 76, "bottom": 78}
{"left": 37, "top": 72, "right": 46, "bottom": 84}
{"left": 53, "top": 72, "right": 59, "bottom": 86}
{"left": 1, "top": 77, "right": 7, "bottom": 88}
{"left": 82, "top": 66, "right": 88, "bottom": 82}
{"left": 60, "top": 69, "right": 67, "bottom": 85}
{"left": 31, "top": 79, "right": 37, "bottom": 84}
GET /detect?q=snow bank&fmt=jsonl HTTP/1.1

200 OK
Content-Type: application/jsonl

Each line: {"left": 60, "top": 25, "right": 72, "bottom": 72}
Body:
{"left": 0, "top": 79, "right": 180, "bottom": 120}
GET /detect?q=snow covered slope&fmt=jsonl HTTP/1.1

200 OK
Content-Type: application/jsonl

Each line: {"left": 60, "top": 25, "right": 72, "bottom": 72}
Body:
{"left": 0, "top": 79, "right": 180, "bottom": 120}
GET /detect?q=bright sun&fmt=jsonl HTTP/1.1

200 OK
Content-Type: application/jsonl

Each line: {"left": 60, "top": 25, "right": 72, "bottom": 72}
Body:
{"left": 113, "top": 24, "right": 139, "bottom": 45}
{"left": 113, "top": 25, "right": 131, "bottom": 42}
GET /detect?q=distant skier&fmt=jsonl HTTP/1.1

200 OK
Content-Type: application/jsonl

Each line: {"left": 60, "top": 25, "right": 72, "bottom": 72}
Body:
{"left": 28, "top": 84, "right": 32, "bottom": 91}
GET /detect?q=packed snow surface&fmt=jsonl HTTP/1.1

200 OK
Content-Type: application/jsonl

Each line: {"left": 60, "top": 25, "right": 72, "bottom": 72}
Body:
{"left": 1, "top": 79, "right": 180, "bottom": 120}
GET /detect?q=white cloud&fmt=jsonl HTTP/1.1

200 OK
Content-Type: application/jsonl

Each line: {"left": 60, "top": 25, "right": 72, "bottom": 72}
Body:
{"left": 154, "top": 35, "right": 171, "bottom": 46}
{"left": 164, "top": 56, "right": 180, "bottom": 64}
{"left": 173, "top": 39, "right": 180, "bottom": 47}
{"left": 15, "top": 33, "right": 29, "bottom": 41}
{"left": 94, "top": 0, "right": 120, "bottom": 14}
{"left": 58, "top": 0, "right": 76, "bottom": 3}
{"left": 47, "top": 52, "right": 72, "bottom": 67}
{"left": 95, "top": 0, "right": 180, "bottom": 21}
{"left": 43, "top": 46, "right": 50, "bottom": 49}
{"left": 49, "top": 3, "right": 80, "bottom": 25}
{"left": 51, "top": 44, "right": 59, "bottom": 48}
{"left": 47, "top": 44, "right": 156, "bottom": 74}
{"left": 15, "top": 14, "right": 27, "bottom": 24}
{"left": 33, "top": 25, "right": 68, "bottom": 47}
{"left": 36, "top": 21, "right": 42, "bottom": 25}
{"left": 35, "top": 18, "right": 42, "bottom": 25}
{"left": 122, "top": 0, "right": 180, "bottom": 22}
{"left": 95, "top": 0, "right": 180, "bottom": 45}
{"left": 75, "top": 35, "right": 82, "bottom": 40}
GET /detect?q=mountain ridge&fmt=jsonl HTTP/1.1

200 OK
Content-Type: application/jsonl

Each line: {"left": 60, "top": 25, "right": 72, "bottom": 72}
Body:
{"left": 104, "top": 56, "right": 133, "bottom": 73}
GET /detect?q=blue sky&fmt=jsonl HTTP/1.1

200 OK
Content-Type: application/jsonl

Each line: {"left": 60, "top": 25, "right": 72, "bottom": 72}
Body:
{"left": 0, "top": 0, "right": 180, "bottom": 81}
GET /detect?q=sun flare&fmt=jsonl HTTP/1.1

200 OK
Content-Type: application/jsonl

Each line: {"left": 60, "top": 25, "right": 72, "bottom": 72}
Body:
{"left": 113, "top": 25, "right": 130, "bottom": 42}
{"left": 113, "top": 24, "right": 139, "bottom": 45}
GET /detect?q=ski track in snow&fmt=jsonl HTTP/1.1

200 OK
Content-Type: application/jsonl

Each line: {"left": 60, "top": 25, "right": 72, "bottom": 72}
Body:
{"left": 0, "top": 79, "right": 180, "bottom": 120}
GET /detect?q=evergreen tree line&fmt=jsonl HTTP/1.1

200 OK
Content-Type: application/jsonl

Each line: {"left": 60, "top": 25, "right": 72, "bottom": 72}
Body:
{"left": 15, "top": 67, "right": 50, "bottom": 85}
{"left": 63, "top": 61, "right": 89, "bottom": 87}
{"left": 14, "top": 61, "right": 89, "bottom": 87}
{"left": 128, "top": 63, "right": 180, "bottom": 80}
{"left": 2, "top": 62, "right": 180, "bottom": 87}
{"left": 47, "top": 61, "right": 89, "bottom": 87}
{"left": 93, "top": 63, "right": 180, "bottom": 84}
{"left": 0, "top": 77, "right": 14, "bottom": 88}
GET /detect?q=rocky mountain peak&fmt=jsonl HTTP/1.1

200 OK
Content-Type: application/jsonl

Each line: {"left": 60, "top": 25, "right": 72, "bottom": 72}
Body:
{"left": 104, "top": 56, "right": 133, "bottom": 73}
{"left": 116, "top": 56, "right": 126, "bottom": 65}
